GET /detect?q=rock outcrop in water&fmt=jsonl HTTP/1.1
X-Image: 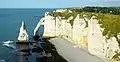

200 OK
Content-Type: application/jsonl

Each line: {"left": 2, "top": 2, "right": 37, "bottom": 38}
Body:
{"left": 18, "top": 21, "right": 29, "bottom": 41}
{"left": 38, "top": 9, "right": 120, "bottom": 62}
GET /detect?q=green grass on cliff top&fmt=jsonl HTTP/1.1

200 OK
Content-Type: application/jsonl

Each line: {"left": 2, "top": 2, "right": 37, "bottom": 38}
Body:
{"left": 48, "top": 8, "right": 120, "bottom": 46}
{"left": 48, "top": 8, "right": 120, "bottom": 39}
{"left": 48, "top": 7, "right": 120, "bottom": 60}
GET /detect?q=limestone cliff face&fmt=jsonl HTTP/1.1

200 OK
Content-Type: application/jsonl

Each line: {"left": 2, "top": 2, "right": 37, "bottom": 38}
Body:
{"left": 88, "top": 17, "right": 105, "bottom": 58}
{"left": 72, "top": 14, "right": 88, "bottom": 48}
{"left": 88, "top": 17, "right": 119, "bottom": 61}
{"left": 41, "top": 9, "right": 120, "bottom": 62}
{"left": 43, "top": 12, "right": 56, "bottom": 36}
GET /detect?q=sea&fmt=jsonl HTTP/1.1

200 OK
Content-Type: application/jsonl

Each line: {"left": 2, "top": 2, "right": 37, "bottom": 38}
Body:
{"left": 0, "top": 8, "right": 57, "bottom": 62}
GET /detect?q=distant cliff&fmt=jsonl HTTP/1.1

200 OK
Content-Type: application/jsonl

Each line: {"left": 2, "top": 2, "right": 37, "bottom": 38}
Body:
{"left": 40, "top": 8, "right": 120, "bottom": 62}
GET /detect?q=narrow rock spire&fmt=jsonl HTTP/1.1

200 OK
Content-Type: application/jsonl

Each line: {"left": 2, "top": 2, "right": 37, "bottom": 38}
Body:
{"left": 17, "top": 21, "right": 28, "bottom": 41}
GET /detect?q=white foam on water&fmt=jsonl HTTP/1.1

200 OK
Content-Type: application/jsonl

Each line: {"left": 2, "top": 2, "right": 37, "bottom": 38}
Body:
{"left": 2, "top": 40, "right": 15, "bottom": 49}
{"left": 3, "top": 40, "right": 14, "bottom": 44}
{"left": 0, "top": 60, "right": 5, "bottom": 62}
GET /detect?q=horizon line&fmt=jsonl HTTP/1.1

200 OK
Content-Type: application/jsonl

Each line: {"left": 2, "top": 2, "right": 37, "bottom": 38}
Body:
{"left": 0, "top": 6, "right": 120, "bottom": 9}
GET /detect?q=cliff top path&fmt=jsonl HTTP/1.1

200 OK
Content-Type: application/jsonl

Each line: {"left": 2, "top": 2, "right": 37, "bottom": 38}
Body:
{"left": 49, "top": 38, "right": 104, "bottom": 62}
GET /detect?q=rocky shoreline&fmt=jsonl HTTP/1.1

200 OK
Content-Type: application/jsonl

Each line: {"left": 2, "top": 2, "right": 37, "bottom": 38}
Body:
{"left": 40, "top": 37, "right": 67, "bottom": 62}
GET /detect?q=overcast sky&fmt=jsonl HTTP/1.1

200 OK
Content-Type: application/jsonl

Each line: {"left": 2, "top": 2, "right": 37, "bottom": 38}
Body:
{"left": 0, "top": 0, "right": 120, "bottom": 8}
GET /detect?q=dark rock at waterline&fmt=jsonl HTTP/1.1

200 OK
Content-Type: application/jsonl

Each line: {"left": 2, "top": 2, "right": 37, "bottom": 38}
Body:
{"left": 32, "top": 47, "right": 43, "bottom": 53}
{"left": 41, "top": 37, "right": 68, "bottom": 62}
{"left": 7, "top": 37, "right": 67, "bottom": 62}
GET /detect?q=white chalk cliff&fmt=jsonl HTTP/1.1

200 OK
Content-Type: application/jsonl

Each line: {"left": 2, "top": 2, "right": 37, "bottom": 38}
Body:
{"left": 18, "top": 21, "right": 29, "bottom": 41}
{"left": 34, "top": 17, "right": 44, "bottom": 36}
{"left": 38, "top": 9, "right": 120, "bottom": 62}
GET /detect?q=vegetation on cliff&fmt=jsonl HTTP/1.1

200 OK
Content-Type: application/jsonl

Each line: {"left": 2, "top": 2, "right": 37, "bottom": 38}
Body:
{"left": 47, "top": 7, "right": 120, "bottom": 61}
{"left": 48, "top": 9, "right": 78, "bottom": 26}
{"left": 69, "top": 7, "right": 120, "bottom": 15}
{"left": 48, "top": 7, "right": 120, "bottom": 27}
{"left": 48, "top": 7, "right": 120, "bottom": 44}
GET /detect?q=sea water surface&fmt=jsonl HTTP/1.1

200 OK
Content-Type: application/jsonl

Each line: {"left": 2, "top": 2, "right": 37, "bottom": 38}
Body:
{"left": 0, "top": 8, "right": 56, "bottom": 62}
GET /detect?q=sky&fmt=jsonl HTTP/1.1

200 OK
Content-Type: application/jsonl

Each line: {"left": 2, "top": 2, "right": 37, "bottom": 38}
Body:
{"left": 0, "top": 0, "right": 120, "bottom": 8}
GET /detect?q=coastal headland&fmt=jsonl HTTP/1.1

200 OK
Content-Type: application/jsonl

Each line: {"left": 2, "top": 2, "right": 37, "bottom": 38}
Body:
{"left": 40, "top": 7, "right": 120, "bottom": 62}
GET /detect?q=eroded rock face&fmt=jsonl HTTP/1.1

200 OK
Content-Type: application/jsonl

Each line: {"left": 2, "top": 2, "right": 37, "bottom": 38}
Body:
{"left": 88, "top": 16, "right": 120, "bottom": 61}
{"left": 42, "top": 9, "right": 120, "bottom": 62}
{"left": 72, "top": 14, "right": 88, "bottom": 48}
{"left": 34, "top": 17, "right": 45, "bottom": 36}
{"left": 43, "top": 12, "right": 56, "bottom": 37}
{"left": 18, "top": 21, "right": 28, "bottom": 41}
{"left": 88, "top": 16, "right": 105, "bottom": 58}
{"left": 43, "top": 11, "right": 72, "bottom": 38}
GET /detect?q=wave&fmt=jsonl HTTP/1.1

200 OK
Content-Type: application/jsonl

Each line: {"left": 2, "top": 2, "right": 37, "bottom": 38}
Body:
{"left": 2, "top": 40, "right": 15, "bottom": 49}
{"left": 2, "top": 40, "right": 14, "bottom": 44}
{"left": 0, "top": 60, "right": 5, "bottom": 62}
